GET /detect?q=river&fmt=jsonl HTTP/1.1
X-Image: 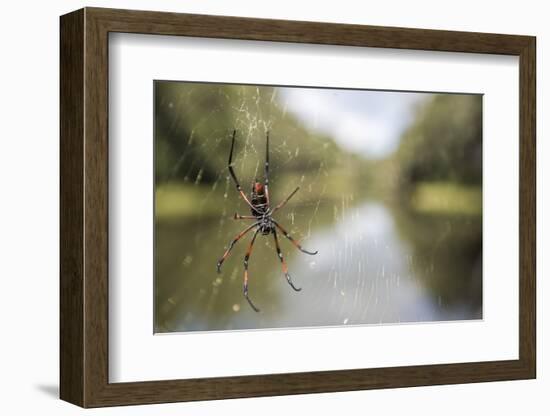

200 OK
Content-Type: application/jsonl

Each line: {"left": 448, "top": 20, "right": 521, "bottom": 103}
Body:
{"left": 155, "top": 198, "right": 482, "bottom": 333}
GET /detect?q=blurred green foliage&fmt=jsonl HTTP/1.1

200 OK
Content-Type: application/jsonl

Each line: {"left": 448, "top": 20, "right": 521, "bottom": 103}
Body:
{"left": 396, "top": 94, "right": 482, "bottom": 187}
{"left": 154, "top": 82, "right": 351, "bottom": 186}
{"left": 386, "top": 94, "right": 483, "bottom": 310}
{"left": 154, "top": 82, "right": 484, "bottom": 331}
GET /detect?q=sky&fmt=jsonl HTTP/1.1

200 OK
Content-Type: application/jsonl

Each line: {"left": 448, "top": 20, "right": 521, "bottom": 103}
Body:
{"left": 278, "top": 87, "right": 431, "bottom": 159}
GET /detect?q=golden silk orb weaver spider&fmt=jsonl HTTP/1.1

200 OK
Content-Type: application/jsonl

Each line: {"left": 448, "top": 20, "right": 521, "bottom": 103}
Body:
{"left": 216, "top": 130, "right": 318, "bottom": 312}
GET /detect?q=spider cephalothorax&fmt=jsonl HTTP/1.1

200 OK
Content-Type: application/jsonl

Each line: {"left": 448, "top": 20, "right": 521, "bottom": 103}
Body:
{"left": 216, "top": 130, "right": 318, "bottom": 312}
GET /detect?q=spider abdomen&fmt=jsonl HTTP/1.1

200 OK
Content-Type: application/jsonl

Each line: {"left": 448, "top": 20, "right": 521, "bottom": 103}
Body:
{"left": 251, "top": 181, "right": 269, "bottom": 216}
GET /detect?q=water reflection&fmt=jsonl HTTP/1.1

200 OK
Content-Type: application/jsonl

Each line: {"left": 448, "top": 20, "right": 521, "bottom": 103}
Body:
{"left": 153, "top": 82, "right": 483, "bottom": 333}
{"left": 155, "top": 197, "right": 482, "bottom": 333}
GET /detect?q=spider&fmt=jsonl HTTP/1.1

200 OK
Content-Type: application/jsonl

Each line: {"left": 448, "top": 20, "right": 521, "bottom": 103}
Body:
{"left": 216, "top": 130, "right": 318, "bottom": 312}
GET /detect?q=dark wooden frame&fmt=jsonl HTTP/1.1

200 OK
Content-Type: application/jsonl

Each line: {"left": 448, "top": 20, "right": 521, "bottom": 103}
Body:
{"left": 60, "top": 7, "right": 536, "bottom": 408}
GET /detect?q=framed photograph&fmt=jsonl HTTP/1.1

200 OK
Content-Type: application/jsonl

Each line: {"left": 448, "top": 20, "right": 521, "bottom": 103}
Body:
{"left": 60, "top": 7, "right": 536, "bottom": 408}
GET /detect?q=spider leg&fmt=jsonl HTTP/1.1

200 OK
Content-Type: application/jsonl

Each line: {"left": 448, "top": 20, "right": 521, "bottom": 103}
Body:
{"left": 273, "top": 220, "right": 318, "bottom": 255}
{"left": 233, "top": 213, "right": 256, "bottom": 220}
{"left": 243, "top": 228, "right": 261, "bottom": 312}
{"left": 228, "top": 130, "right": 261, "bottom": 214}
{"left": 264, "top": 131, "right": 270, "bottom": 206}
{"left": 272, "top": 229, "right": 301, "bottom": 291}
{"left": 271, "top": 186, "right": 300, "bottom": 213}
{"left": 217, "top": 222, "right": 260, "bottom": 273}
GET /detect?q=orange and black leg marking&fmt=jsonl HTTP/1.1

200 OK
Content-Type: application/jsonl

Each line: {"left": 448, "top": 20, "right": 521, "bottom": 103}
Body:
{"left": 272, "top": 186, "right": 299, "bottom": 213}
{"left": 273, "top": 220, "right": 318, "bottom": 255}
{"left": 217, "top": 222, "right": 260, "bottom": 273}
{"left": 273, "top": 229, "right": 301, "bottom": 291}
{"left": 264, "top": 132, "right": 270, "bottom": 206}
{"left": 228, "top": 130, "right": 262, "bottom": 215}
{"left": 243, "top": 228, "right": 261, "bottom": 312}
{"left": 233, "top": 213, "right": 256, "bottom": 220}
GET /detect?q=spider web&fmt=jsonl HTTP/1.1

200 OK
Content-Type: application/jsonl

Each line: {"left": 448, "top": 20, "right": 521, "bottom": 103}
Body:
{"left": 154, "top": 81, "right": 482, "bottom": 333}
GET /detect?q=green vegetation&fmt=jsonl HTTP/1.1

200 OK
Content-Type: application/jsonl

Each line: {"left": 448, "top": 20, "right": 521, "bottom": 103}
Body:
{"left": 410, "top": 182, "right": 482, "bottom": 216}
{"left": 154, "top": 81, "right": 374, "bottom": 222}
{"left": 384, "top": 94, "right": 482, "bottom": 310}
{"left": 155, "top": 81, "right": 350, "bottom": 187}
{"left": 396, "top": 94, "right": 482, "bottom": 187}
{"left": 154, "top": 83, "right": 483, "bottom": 331}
